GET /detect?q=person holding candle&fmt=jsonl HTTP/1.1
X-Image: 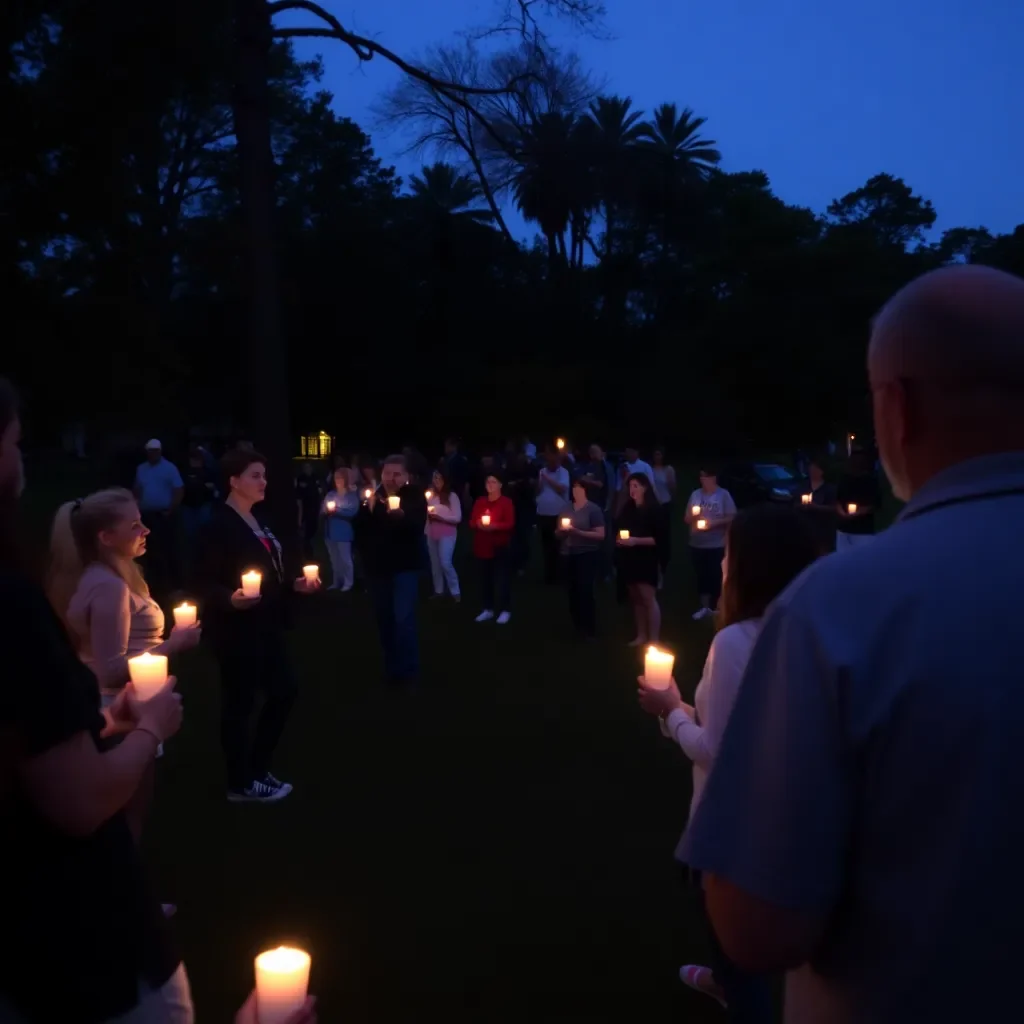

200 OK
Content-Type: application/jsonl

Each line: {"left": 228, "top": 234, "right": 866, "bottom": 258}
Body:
{"left": 535, "top": 447, "right": 570, "bottom": 585}
{"left": 0, "top": 379, "right": 195, "bottom": 1023}
{"left": 425, "top": 466, "right": 462, "bottom": 601}
{"left": 47, "top": 487, "right": 202, "bottom": 840}
{"left": 557, "top": 477, "right": 606, "bottom": 637}
{"left": 470, "top": 472, "right": 516, "bottom": 624}
{"left": 651, "top": 448, "right": 677, "bottom": 579}
{"left": 354, "top": 454, "right": 428, "bottom": 685}
{"left": 637, "top": 505, "right": 819, "bottom": 1018}
{"left": 803, "top": 454, "right": 839, "bottom": 553}
{"left": 685, "top": 467, "right": 737, "bottom": 621}
{"left": 195, "top": 447, "right": 320, "bottom": 803}
{"left": 835, "top": 447, "right": 881, "bottom": 550}
{"left": 614, "top": 473, "right": 665, "bottom": 646}
{"left": 321, "top": 466, "right": 359, "bottom": 592}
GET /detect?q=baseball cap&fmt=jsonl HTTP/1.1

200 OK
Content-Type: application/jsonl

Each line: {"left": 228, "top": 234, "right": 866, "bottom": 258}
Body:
{"left": 145, "top": 438, "right": 162, "bottom": 450}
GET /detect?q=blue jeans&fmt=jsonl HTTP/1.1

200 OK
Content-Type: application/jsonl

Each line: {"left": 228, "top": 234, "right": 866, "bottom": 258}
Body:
{"left": 368, "top": 571, "right": 420, "bottom": 681}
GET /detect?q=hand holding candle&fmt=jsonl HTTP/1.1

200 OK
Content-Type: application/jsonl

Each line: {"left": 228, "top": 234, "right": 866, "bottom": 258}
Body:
{"left": 480, "top": 513, "right": 491, "bottom": 527}
{"left": 696, "top": 518, "right": 707, "bottom": 531}
{"left": 642, "top": 646, "right": 675, "bottom": 691}
{"left": 255, "top": 947, "right": 311, "bottom": 1024}
{"left": 325, "top": 499, "right": 336, "bottom": 513}
{"left": 387, "top": 495, "right": 401, "bottom": 512}
{"left": 847, "top": 503, "right": 858, "bottom": 514}
{"left": 801, "top": 493, "right": 812, "bottom": 505}
{"left": 173, "top": 602, "right": 197, "bottom": 628}
{"left": 241, "top": 570, "right": 262, "bottom": 598}
{"left": 691, "top": 504, "right": 701, "bottom": 517}
{"left": 127, "top": 652, "right": 169, "bottom": 701}
{"left": 619, "top": 529, "right": 630, "bottom": 541}
{"left": 560, "top": 516, "right": 571, "bottom": 530}
{"left": 302, "top": 565, "right": 319, "bottom": 586}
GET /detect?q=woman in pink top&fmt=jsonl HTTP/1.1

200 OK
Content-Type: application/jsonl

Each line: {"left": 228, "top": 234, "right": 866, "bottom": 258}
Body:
{"left": 426, "top": 466, "right": 461, "bottom": 600}
{"left": 48, "top": 487, "right": 200, "bottom": 840}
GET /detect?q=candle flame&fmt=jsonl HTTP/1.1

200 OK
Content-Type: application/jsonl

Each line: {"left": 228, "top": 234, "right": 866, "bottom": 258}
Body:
{"left": 255, "top": 946, "right": 311, "bottom": 974}
{"left": 556, "top": 438, "right": 565, "bottom": 449}
{"left": 645, "top": 645, "right": 674, "bottom": 666}
{"left": 175, "top": 602, "right": 194, "bottom": 612}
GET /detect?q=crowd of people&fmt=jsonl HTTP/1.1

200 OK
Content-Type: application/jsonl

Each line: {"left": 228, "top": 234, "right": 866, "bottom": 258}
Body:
{"left": 2, "top": 263, "right": 1024, "bottom": 1023}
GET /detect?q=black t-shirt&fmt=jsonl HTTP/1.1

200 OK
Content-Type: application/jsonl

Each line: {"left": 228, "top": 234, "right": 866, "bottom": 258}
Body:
{"left": 836, "top": 473, "right": 882, "bottom": 535}
{"left": 0, "top": 573, "right": 179, "bottom": 1022}
{"left": 295, "top": 475, "right": 321, "bottom": 524}
{"left": 182, "top": 464, "right": 216, "bottom": 508}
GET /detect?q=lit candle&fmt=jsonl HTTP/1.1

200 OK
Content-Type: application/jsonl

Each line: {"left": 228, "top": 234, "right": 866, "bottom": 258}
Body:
{"left": 173, "top": 602, "right": 197, "bottom": 628}
{"left": 302, "top": 564, "right": 319, "bottom": 585}
{"left": 364, "top": 488, "right": 372, "bottom": 500}
{"left": 696, "top": 518, "right": 707, "bottom": 530}
{"left": 801, "top": 493, "right": 812, "bottom": 505}
{"left": 325, "top": 499, "right": 336, "bottom": 512}
{"left": 691, "top": 505, "right": 700, "bottom": 516}
{"left": 560, "top": 517, "right": 571, "bottom": 529}
{"left": 480, "top": 513, "right": 491, "bottom": 527}
{"left": 643, "top": 646, "right": 674, "bottom": 691}
{"left": 847, "top": 503, "right": 858, "bottom": 514}
{"left": 241, "top": 570, "right": 262, "bottom": 598}
{"left": 128, "top": 652, "right": 168, "bottom": 701}
{"left": 425, "top": 490, "right": 433, "bottom": 501}
{"left": 619, "top": 529, "right": 629, "bottom": 540}
{"left": 427, "top": 505, "right": 436, "bottom": 515}
{"left": 555, "top": 438, "right": 565, "bottom": 450}
{"left": 387, "top": 495, "right": 401, "bottom": 511}
{"left": 254, "top": 946, "right": 311, "bottom": 1024}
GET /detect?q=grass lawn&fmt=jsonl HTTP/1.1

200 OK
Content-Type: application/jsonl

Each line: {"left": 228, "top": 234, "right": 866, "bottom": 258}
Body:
{"left": 147, "top": 540, "right": 724, "bottom": 1022}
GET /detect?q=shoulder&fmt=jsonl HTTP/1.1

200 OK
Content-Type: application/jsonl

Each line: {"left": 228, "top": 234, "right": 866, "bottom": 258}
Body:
{"left": 709, "top": 620, "right": 760, "bottom": 660}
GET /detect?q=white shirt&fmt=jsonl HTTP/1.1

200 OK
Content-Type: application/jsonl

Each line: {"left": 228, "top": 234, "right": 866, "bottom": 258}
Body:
{"left": 624, "top": 459, "right": 654, "bottom": 485}
{"left": 662, "top": 619, "right": 760, "bottom": 860}
{"left": 535, "top": 465, "right": 570, "bottom": 516}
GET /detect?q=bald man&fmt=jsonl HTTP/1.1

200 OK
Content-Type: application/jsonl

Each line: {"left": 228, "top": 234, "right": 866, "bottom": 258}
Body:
{"left": 679, "top": 265, "right": 1024, "bottom": 1023}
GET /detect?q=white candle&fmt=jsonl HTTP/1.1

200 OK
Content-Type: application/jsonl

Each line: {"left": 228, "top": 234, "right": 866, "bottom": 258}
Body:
{"left": 848, "top": 503, "right": 858, "bottom": 514}
{"left": 801, "top": 493, "right": 812, "bottom": 505}
{"left": 302, "top": 564, "right": 319, "bottom": 585}
{"left": 643, "top": 646, "right": 674, "bottom": 691}
{"left": 325, "top": 499, "right": 336, "bottom": 512}
{"left": 691, "top": 505, "right": 701, "bottom": 516}
{"left": 480, "top": 513, "right": 491, "bottom": 526}
{"left": 560, "top": 517, "right": 571, "bottom": 529}
{"left": 696, "top": 518, "right": 707, "bottom": 530}
{"left": 241, "top": 570, "right": 262, "bottom": 598}
{"left": 128, "top": 652, "right": 168, "bottom": 701}
{"left": 173, "top": 602, "right": 197, "bottom": 628}
{"left": 425, "top": 490, "right": 433, "bottom": 501}
{"left": 619, "top": 529, "right": 629, "bottom": 540}
{"left": 387, "top": 495, "right": 401, "bottom": 511}
{"left": 556, "top": 438, "right": 565, "bottom": 450}
{"left": 255, "top": 946, "right": 311, "bottom": 1024}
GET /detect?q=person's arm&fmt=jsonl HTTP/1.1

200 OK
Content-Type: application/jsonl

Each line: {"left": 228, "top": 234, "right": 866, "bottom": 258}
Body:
{"left": 679, "top": 590, "right": 850, "bottom": 972}
{"left": 573, "top": 506, "right": 605, "bottom": 540}
{"left": 338, "top": 491, "right": 360, "bottom": 519}
{"left": 468, "top": 498, "right": 483, "bottom": 529}
{"left": 683, "top": 492, "right": 699, "bottom": 525}
{"left": 169, "top": 465, "right": 184, "bottom": 512}
{"left": 193, "top": 514, "right": 236, "bottom": 613}
{"left": 548, "top": 469, "right": 569, "bottom": 497}
{"left": 432, "top": 492, "right": 461, "bottom": 524}
{"left": 495, "top": 497, "right": 516, "bottom": 531}
{"left": 85, "top": 579, "right": 133, "bottom": 689}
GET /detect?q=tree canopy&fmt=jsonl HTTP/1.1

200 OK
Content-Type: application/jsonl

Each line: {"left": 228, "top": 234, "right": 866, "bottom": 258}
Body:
{"left": 5, "top": 1, "right": 1023, "bottom": 455}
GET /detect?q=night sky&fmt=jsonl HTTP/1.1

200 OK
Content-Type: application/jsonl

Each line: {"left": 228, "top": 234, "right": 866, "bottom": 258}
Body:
{"left": 283, "top": 0, "right": 1022, "bottom": 243}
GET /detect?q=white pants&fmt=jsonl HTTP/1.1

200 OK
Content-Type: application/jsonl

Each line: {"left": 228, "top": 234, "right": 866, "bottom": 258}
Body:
{"left": 325, "top": 539, "right": 354, "bottom": 589}
{"left": 836, "top": 531, "right": 873, "bottom": 551}
{"left": 427, "top": 534, "right": 460, "bottom": 596}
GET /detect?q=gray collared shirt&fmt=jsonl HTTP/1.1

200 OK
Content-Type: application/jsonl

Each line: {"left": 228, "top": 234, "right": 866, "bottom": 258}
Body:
{"left": 681, "top": 452, "right": 1024, "bottom": 1023}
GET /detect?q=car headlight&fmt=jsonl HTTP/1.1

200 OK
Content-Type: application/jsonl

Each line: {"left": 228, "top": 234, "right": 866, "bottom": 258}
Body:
{"left": 771, "top": 487, "right": 791, "bottom": 499}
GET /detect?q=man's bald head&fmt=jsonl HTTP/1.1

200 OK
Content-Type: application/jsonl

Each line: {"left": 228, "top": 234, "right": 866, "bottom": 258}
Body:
{"left": 869, "top": 265, "right": 1024, "bottom": 501}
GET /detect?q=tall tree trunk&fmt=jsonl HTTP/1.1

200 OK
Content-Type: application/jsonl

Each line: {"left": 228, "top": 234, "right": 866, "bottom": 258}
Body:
{"left": 232, "top": 0, "right": 295, "bottom": 551}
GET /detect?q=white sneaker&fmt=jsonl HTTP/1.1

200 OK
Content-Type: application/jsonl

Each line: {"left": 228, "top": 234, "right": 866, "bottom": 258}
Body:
{"left": 475, "top": 610, "right": 495, "bottom": 623}
{"left": 496, "top": 611, "right": 511, "bottom": 625}
{"left": 692, "top": 607, "right": 712, "bottom": 621}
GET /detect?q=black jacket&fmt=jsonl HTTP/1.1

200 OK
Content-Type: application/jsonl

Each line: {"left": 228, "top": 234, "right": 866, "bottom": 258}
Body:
{"left": 193, "top": 502, "right": 295, "bottom": 652}
{"left": 354, "top": 485, "right": 428, "bottom": 577}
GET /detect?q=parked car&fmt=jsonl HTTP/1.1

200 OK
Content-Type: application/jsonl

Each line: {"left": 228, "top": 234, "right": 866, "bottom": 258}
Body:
{"left": 719, "top": 462, "right": 806, "bottom": 508}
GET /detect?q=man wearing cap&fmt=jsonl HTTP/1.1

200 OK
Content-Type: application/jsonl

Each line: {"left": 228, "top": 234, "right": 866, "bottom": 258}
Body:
{"left": 134, "top": 439, "right": 184, "bottom": 595}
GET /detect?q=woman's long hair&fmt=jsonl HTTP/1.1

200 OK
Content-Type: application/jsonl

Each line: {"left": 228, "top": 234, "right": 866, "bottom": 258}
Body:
{"left": 47, "top": 488, "right": 149, "bottom": 624}
{"left": 627, "top": 472, "right": 659, "bottom": 507}
{"left": 718, "top": 505, "right": 819, "bottom": 629}
{"left": 432, "top": 464, "right": 453, "bottom": 507}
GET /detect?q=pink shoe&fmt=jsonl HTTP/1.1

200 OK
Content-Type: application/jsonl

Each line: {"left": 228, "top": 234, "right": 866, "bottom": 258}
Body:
{"left": 680, "top": 964, "right": 727, "bottom": 1008}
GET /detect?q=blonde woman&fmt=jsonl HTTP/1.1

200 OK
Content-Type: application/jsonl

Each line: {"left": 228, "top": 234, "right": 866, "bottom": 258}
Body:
{"left": 48, "top": 487, "right": 200, "bottom": 839}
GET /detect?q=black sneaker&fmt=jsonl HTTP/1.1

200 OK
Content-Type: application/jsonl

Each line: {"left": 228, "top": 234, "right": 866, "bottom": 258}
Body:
{"left": 262, "top": 772, "right": 293, "bottom": 795}
{"left": 227, "top": 777, "right": 292, "bottom": 803}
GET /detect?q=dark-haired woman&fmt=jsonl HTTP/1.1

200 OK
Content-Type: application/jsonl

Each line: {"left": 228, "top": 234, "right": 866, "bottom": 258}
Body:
{"left": 0, "top": 378, "right": 192, "bottom": 1022}
{"left": 614, "top": 472, "right": 664, "bottom": 646}
{"left": 195, "top": 447, "right": 320, "bottom": 804}
{"left": 637, "top": 504, "right": 819, "bottom": 1020}
{"left": 470, "top": 472, "right": 515, "bottom": 625}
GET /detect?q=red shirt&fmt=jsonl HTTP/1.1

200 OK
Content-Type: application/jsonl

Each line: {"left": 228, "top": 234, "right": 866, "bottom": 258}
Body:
{"left": 470, "top": 495, "right": 515, "bottom": 559}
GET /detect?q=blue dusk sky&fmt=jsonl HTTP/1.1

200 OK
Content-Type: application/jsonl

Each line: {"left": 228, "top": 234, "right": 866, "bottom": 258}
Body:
{"left": 282, "top": 0, "right": 1023, "bottom": 244}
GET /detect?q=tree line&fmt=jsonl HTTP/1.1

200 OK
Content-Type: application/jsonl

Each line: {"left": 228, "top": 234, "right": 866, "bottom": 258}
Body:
{"left": 5, "top": 0, "right": 1023, "bottom": 458}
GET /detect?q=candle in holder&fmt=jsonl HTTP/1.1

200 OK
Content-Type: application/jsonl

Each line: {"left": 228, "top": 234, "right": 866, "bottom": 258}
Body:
{"left": 643, "top": 646, "right": 675, "bottom": 691}
{"left": 619, "top": 529, "right": 629, "bottom": 540}
{"left": 387, "top": 495, "right": 401, "bottom": 511}
{"left": 480, "top": 513, "right": 491, "bottom": 527}
{"left": 173, "top": 602, "right": 197, "bottom": 628}
{"left": 255, "top": 946, "right": 311, "bottom": 1024}
{"left": 801, "top": 493, "right": 812, "bottom": 505}
{"left": 241, "top": 570, "right": 262, "bottom": 598}
{"left": 302, "top": 564, "right": 319, "bottom": 585}
{"left": 128, "top": 652, "right": 168, "bottom": 701}
{"left": 691, "top": 505, "right": 701, "bottom": 516}
{"left": 847, "top": 503, "right": 858, "bottom": 514}
{"left": 560, "top": 517, "right": 571, "bottom": 529}
{"left": 696, "top": 518, "right": 707, "bottom": 530}
{"left": 325, "top": 499, "right": 336, "bottom": 512}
